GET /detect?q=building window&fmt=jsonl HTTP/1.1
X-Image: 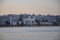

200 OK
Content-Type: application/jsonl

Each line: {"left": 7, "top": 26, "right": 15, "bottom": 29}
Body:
{"left": 32, "top": 21, "right": 34, "bottom": 23}
{"left": 45, "top": 20, "right": 48, "bottom": 22}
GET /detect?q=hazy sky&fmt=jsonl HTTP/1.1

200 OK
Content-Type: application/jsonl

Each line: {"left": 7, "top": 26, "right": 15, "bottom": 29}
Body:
{"left": 0, "top": 0, "right": 60, "bottom": 15}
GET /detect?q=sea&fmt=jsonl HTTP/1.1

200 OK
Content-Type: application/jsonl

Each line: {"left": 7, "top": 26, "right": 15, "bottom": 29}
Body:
{"left": 0, "top": 26, "right": 60, "bottom": 40}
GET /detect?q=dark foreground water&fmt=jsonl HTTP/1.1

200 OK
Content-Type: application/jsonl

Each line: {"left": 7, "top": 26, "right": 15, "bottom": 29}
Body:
{"left": 0, "top": 26, "right": 60, "bottom": 40}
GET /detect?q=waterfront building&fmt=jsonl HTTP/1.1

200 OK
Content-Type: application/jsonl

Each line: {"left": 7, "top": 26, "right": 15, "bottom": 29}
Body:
{"left": 23, "top": 15, "right": 36, "bottom": 26}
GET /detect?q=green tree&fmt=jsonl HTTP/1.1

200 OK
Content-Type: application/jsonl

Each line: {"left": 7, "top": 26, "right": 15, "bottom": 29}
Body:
{"left": 35, "top": 19, "right": 40, "bottom": 25}
{"left": 5, "top": 21, "right": 10, "bottom": 26}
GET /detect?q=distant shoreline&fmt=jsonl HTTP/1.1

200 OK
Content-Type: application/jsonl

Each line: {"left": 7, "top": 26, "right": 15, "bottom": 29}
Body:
{"left": 0, "top": 25, "right": 60, "bottom": 27}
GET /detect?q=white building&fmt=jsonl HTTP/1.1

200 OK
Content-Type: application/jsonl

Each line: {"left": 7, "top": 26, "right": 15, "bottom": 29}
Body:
{"left": 7, "top": 15, "right": 20, "bottom": 26}
{"left": 23, "top": 15, "right": 36, "bottom": 26}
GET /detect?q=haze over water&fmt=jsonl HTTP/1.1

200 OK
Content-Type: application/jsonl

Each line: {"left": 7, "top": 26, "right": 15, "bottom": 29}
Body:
{"left": 0, "top": 0, "right": 60, "bottom": 15}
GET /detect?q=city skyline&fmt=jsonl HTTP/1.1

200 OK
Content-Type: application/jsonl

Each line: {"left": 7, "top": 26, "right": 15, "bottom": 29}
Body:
{"left": 0, "top": 0, "right": 60, "bottom": 15}
{"left": 0, "top": 14, "right": 60, "bottom": 26}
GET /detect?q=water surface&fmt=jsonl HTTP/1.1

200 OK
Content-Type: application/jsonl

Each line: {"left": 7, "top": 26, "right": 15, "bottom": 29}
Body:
{"left": 0, "top": 26, "right": 60, "bottom": 40}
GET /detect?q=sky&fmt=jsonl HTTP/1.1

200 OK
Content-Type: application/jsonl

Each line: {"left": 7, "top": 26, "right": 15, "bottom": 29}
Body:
{"left": 0, "top": 0, "right": 60, "bottom": 15}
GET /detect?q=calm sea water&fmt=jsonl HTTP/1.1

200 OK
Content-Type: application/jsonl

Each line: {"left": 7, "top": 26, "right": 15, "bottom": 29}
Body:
{"left": 0, "top": 26, "right": 60, "bottom": 40}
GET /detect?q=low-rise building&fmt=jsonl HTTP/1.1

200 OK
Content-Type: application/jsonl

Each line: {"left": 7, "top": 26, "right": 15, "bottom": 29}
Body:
{"left": 7, "top": 14, "right": 20, "bottom": 26}
{"left": 23, "top": 15, "right": 36, "bottom": 26}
